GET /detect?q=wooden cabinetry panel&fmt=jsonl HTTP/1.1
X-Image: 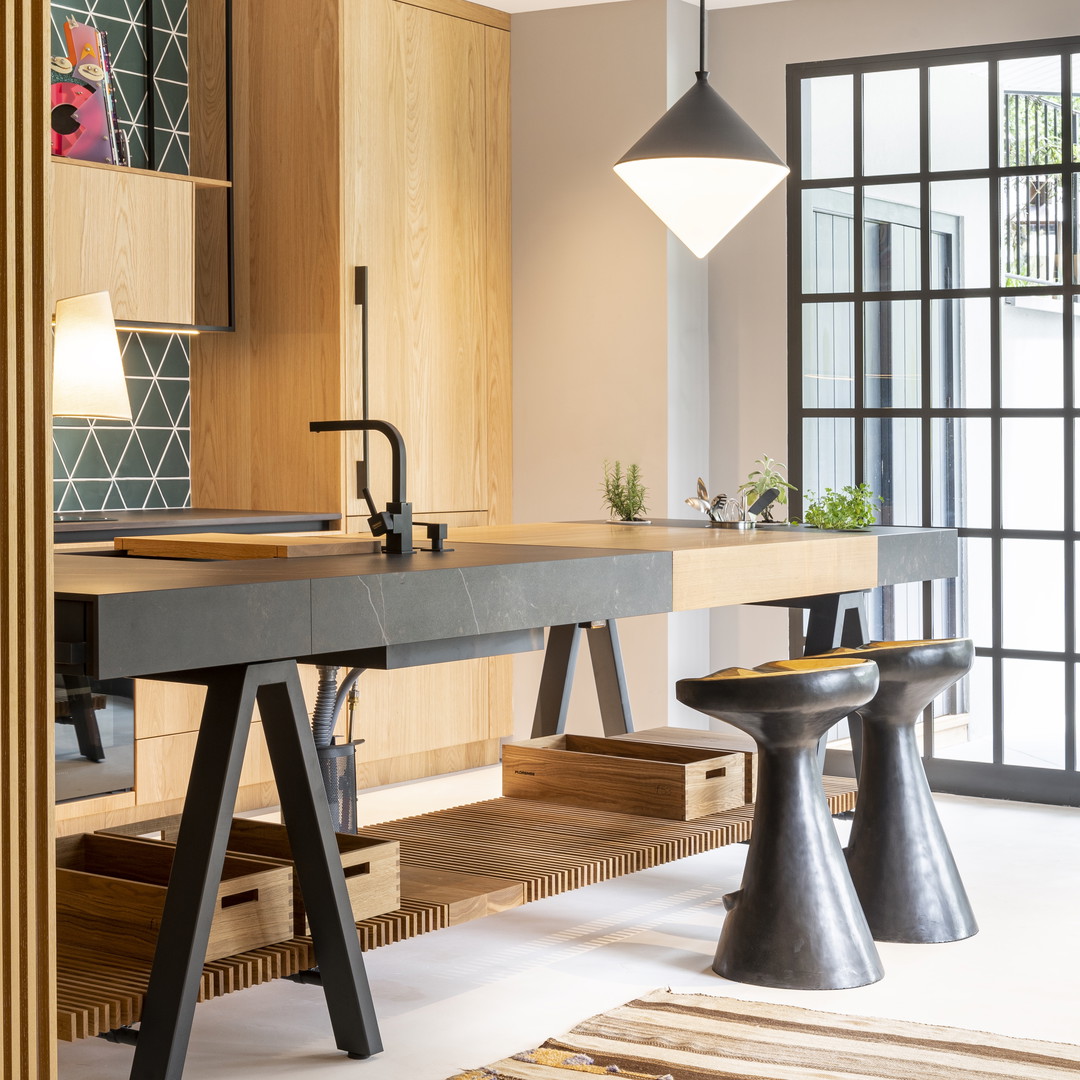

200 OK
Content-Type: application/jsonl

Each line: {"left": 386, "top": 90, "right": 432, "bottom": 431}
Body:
{"left": 136, "top": 722, "right": 276, "bottom": 805}
{"left": 346, "top": 0, "right": 490, "bottom": 518}
{"left": 51, "top": 159, "right": 194, "bottom": 323}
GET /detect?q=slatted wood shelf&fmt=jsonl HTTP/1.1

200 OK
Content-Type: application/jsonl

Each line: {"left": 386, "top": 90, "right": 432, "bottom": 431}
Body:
{"left": 57, "top": 779, "right": 858, "bottom": 1041}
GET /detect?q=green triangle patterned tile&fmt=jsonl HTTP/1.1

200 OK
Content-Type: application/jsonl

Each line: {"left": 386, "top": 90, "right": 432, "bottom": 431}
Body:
{"left": 157, "top": 335, "right": 189, "bottom": 378}
{"left": 70, "top": 433, "right": 110, "bottom": 480}
{"left": 103, "top": 483, "right": 127, "bottom": 511}
{"left": 122, "top": 334, "right": 154, "bottom": 377}
{"left": 135, "top": 382, "right": 172, "bottom": 428}
{"left": 157, "top": 135, "right": 189, "bottom": 176}
{"left": 53, "top": 428, "right": 87, "bottom": 477}
{"left": 160, "top": 382, "right": 189, "bottom": 427}
{"left": 75, "top": 480, "right": 112, "bottom": 512}
{"left": 157, "top": 431, "right": 190, "bottom": 479}
{"left": 53, "top": 441, "right": 67, "bottom": 480}
{"left": 57, "top": 483, "right": 82, "bottom": 513}
{"left": 136, "top": 428, "right": 170, "bottom": 473}
{"left": 176, "top": 395, "right": 190, "bottom": 428}
{"left": 125, "top": 377, "right": 153, "bottom": 418}
{"left": 143, "top": 482, "right": 166, "bottom": 510}
{"left": 95, "top": 427, "right": 132, "bottom": 473}
{"left": 157, "top": 479, "right": 191, "bottom": 508}
{"left": 118, "top": 433, "right": 153, "bottom": 478}
{"left": 116, "top": 478, "right": 153, "bottom": 508}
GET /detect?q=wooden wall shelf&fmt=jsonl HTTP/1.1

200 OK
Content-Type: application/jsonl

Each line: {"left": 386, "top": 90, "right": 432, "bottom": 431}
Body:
{"left": 58, "top": 779, "right": 858, "bottom": 1041}
{"left": 51, "top": 156, "right": 232, "bottom": 189}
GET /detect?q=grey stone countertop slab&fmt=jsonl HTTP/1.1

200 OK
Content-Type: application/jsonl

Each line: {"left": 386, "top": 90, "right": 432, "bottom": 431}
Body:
{"left": 55, "top": 542, "right": 672, "bottom": 680}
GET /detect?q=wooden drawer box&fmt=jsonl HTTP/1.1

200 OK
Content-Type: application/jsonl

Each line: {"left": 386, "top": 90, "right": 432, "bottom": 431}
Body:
{"left": 609, "top": 726, "right": 758, "bottom": 803}
{"left": 502, "top": 734, "right": 747, "bottom": 820}
{"left": 218, "top": 819, "right": 399, "bottom": 934}
{"left": 56, "top": 833, "right": 293, "bottom": 963}
{"left": 99, "top": 816, "right": 400, "bottom": 935}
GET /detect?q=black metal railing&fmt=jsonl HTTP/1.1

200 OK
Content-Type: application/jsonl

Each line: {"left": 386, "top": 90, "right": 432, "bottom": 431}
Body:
{"left": 1001, "top": 91, "right": 1075, "bottom": 284}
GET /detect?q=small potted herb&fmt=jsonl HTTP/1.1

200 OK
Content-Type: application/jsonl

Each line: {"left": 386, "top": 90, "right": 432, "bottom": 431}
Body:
{"left": 601, "top": 460, "right": 649, "bottom": 523}
{"left": 737, "top": 455, "right": 797, "bottom": 523}
{"left": 802, "top": 484, "right": 881, "bottom": 530}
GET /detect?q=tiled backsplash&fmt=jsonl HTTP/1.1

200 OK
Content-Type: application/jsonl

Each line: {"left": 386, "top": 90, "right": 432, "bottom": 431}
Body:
{"left": 53, "top": 333, "right": 191, "bottom": 513}
{"left": 51, "top": 0, "right": 192, "bottom": 513}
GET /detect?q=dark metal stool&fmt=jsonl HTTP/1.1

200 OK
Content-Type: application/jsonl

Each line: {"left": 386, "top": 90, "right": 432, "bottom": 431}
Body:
{"left": 676, "top": 657, "right": 883, "bottom": 990}
{"left": 833, "top": 638, "right": 978, "bottom": 944}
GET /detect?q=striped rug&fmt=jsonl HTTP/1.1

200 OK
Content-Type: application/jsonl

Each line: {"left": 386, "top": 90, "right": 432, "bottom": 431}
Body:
{"left": 448, "top": 990, "right": 1080, "bottom": 1080}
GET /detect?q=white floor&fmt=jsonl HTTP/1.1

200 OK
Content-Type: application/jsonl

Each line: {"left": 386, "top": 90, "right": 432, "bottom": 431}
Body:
{"left": 59, "top": 767, "right": 1080, "bottom": 1079}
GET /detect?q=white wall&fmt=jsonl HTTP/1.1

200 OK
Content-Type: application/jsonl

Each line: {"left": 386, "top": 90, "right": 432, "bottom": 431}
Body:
{"left": 511, "top": 0, "right": 711, "bottom": 738}
{"left": 707, "top": 0, "right": 1080, "bottom": 670}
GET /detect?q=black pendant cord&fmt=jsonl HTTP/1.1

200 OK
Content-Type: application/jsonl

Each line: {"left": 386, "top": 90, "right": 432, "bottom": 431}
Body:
{"left": 698, "top": 0, "right": 707, "bottom": 77}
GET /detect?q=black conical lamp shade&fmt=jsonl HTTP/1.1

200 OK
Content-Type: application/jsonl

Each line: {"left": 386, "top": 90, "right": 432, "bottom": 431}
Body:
{"left": 614, "top": 8, "right": 789, "bottom": 258}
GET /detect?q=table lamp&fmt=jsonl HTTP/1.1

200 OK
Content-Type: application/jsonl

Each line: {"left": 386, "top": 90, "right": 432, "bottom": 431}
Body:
{"left": 53, "top": 290, "right": 132, "bottom": 523}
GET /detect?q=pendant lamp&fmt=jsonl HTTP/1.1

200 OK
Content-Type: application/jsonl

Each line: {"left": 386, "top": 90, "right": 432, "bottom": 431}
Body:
{"left": 613, "top": 0, "right": 789, "bottom": 258}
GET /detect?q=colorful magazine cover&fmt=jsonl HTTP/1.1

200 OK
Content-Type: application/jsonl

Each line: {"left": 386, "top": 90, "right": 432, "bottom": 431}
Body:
{"left": 50, "top": 19, "right": 127, "bottom": 166}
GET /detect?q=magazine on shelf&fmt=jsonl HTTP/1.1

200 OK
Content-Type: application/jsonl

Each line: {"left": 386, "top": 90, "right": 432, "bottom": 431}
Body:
{"left": 50, "top": 18, "right": 128, "bottom": 167}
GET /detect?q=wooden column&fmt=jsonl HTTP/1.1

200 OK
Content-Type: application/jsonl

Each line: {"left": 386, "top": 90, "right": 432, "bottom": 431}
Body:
{"left": 1, "top": 2, "right": 56, "bottom": 1078}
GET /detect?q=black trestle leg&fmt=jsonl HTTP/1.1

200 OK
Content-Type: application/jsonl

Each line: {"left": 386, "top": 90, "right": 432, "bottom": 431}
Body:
{"left": 129, "top": 661, "right": 381, "bottom": 1080}
{"left": 255, "top": 665, "right": 382, "bottom": 1058}
{"left": 130, "top": 666, "right": 257, "bottom": 1080}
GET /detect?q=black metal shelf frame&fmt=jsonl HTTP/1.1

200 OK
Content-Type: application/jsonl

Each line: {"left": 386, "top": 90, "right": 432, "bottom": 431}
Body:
{"left": 787, "top": 34, "right": 1080, "bottom": 804}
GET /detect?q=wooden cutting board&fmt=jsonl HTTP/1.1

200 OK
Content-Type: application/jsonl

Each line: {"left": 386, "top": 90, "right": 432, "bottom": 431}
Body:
{"left": 115, "top": 532, "right": 382, "bottom": 560}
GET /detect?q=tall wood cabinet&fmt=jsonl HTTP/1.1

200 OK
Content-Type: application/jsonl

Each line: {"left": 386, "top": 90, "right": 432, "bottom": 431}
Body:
{"left": 191, "top": 0, "right": 513, "bottom": 786}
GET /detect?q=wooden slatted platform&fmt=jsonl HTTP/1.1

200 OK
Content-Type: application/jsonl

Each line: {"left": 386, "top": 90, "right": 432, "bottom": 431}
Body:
{"left": 56, "top": 779, "right": 858, "bottom": 1041}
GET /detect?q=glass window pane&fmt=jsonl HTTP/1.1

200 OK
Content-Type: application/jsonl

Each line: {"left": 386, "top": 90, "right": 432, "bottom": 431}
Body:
{"left": 933, "top": 536, "right": 993, "bottom": 647}
{"left": 1002, "top": 539, "right": 1064, "bottom": 652}
{"left": 802, "top": 188, "right": 854, "bottom": 293}
{"left": 1000, "top": 295, "right": 1063, "bottom": 407}
{"left": 1073, "top": 56, "right": 1080, "bottom": 163}
{"left": 999, "top": 57, "right": 1063, "bottom": 167}
{"left": 868, "top": 581, "right": 923, "bottom": 642}
{"left": 802, "top": 303, "right": 854, "bottom": 407}
{"left": 863, "top": 68, "right": 920, "bottom": 176}
{"left": 802, "top": 417, "right": 853, "bottom": 498}
{"left": 801, "top": 75, "right": 854, "bottom": 179}
{"left": 1074, "top": 177, "right": 1080, "bottom": 284}
{"left": 932, "top": 656, "right": 993, "bottom": 763}
{"left": 864, "top": 417, "right": 921, "bottom": 525}
{"left": 864, "top": 300, "right": 920, "bottom": 408}
{"left": 929, "top": 62, "right": 989, "bottom": 172}
{"left": 1003, "top": 658, "right": 1065, "bottom": 769}
{"left": 864, "top": 184, "right": 920, "bottom": 290}
{"left": 930, "top": 179, "right": 990, "bottom": 290}
{"left": 931, "top": 419, "right": 991, "bottom": 529}
{"left": 931, "top": 297, "right": 990, "bottom": 407}
{"left": 1000, "top": 174, "right": 1064, "bottom": 286}
{"left": 1001, "top": 419, "right": 1063, "bottom": 531}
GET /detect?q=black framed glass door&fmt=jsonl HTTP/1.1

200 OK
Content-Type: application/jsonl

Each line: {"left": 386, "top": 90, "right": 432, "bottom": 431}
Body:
{"left": 789, "top": 38, "right": 1080, "bottom": 805}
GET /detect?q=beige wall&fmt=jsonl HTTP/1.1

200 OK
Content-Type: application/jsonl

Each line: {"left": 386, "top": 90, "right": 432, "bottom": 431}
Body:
{"left": 511, "top": 0, "right": 712, "bottom": 737}
{"left": 707, "top": 0, "right": 1080, "bottom": 669}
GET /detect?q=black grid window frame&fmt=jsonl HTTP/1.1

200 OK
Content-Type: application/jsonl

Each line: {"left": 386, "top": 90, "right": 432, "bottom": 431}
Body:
{"left": 787, "top": 36, "right": 1080, "bottom": 806}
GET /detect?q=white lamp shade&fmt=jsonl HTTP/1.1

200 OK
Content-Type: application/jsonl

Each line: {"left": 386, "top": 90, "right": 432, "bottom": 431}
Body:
{"left": 52, "top": 291, "right": 132, "bottom": 420}
{"left": 613, "top": 155, "right": 788, "bottom": 258}
{"left": 614, "top": 73, "right": 789, "bottom": 259}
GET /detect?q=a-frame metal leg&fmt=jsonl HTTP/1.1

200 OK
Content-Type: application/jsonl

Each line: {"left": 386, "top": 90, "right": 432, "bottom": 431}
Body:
{"left": 532, "top": 620, "right": 633, "bottom": 738}
{"left": 130, "top": 661, "right": 380, "bottom": 1080}
{"left": 256, "top": 669, "right": 381, "bottom": 1058}
{"left": 532, "top": 624, "right": 583, "bottom": 737}
{"left": 584, "top": 620, "right": 634, "bottom": 736}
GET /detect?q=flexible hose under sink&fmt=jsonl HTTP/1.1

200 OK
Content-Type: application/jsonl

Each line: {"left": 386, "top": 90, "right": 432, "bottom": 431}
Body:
{"left": 311, "top": 665, "right": 364, "bottom": 747}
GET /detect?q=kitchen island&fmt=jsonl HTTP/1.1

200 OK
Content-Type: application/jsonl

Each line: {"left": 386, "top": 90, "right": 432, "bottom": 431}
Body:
{"left": 54, "top": 521, "right": 956, "bottom": 1079}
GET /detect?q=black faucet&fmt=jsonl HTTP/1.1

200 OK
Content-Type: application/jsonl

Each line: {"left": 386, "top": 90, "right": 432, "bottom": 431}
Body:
{"left": 310, "top": 419, "right": 415, "bottom": 554}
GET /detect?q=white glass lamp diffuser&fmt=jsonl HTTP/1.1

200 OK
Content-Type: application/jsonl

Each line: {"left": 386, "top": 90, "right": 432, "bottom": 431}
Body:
{"left": 52, "top": 290, "right": 132, "bottom": 421}
{"left": 613, "top": 0, "right": 789, "bottom": 258}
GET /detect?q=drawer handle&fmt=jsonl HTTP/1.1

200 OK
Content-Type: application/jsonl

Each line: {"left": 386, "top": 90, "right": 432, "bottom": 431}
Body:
{"left": 344, "top": 862, "right": 371, "bottom": 879}
{"left": 221, "top": 888, "right": 259, "bottom": 909}
{"left": 704, "top": 767, "right": 727, "bottom": 780}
